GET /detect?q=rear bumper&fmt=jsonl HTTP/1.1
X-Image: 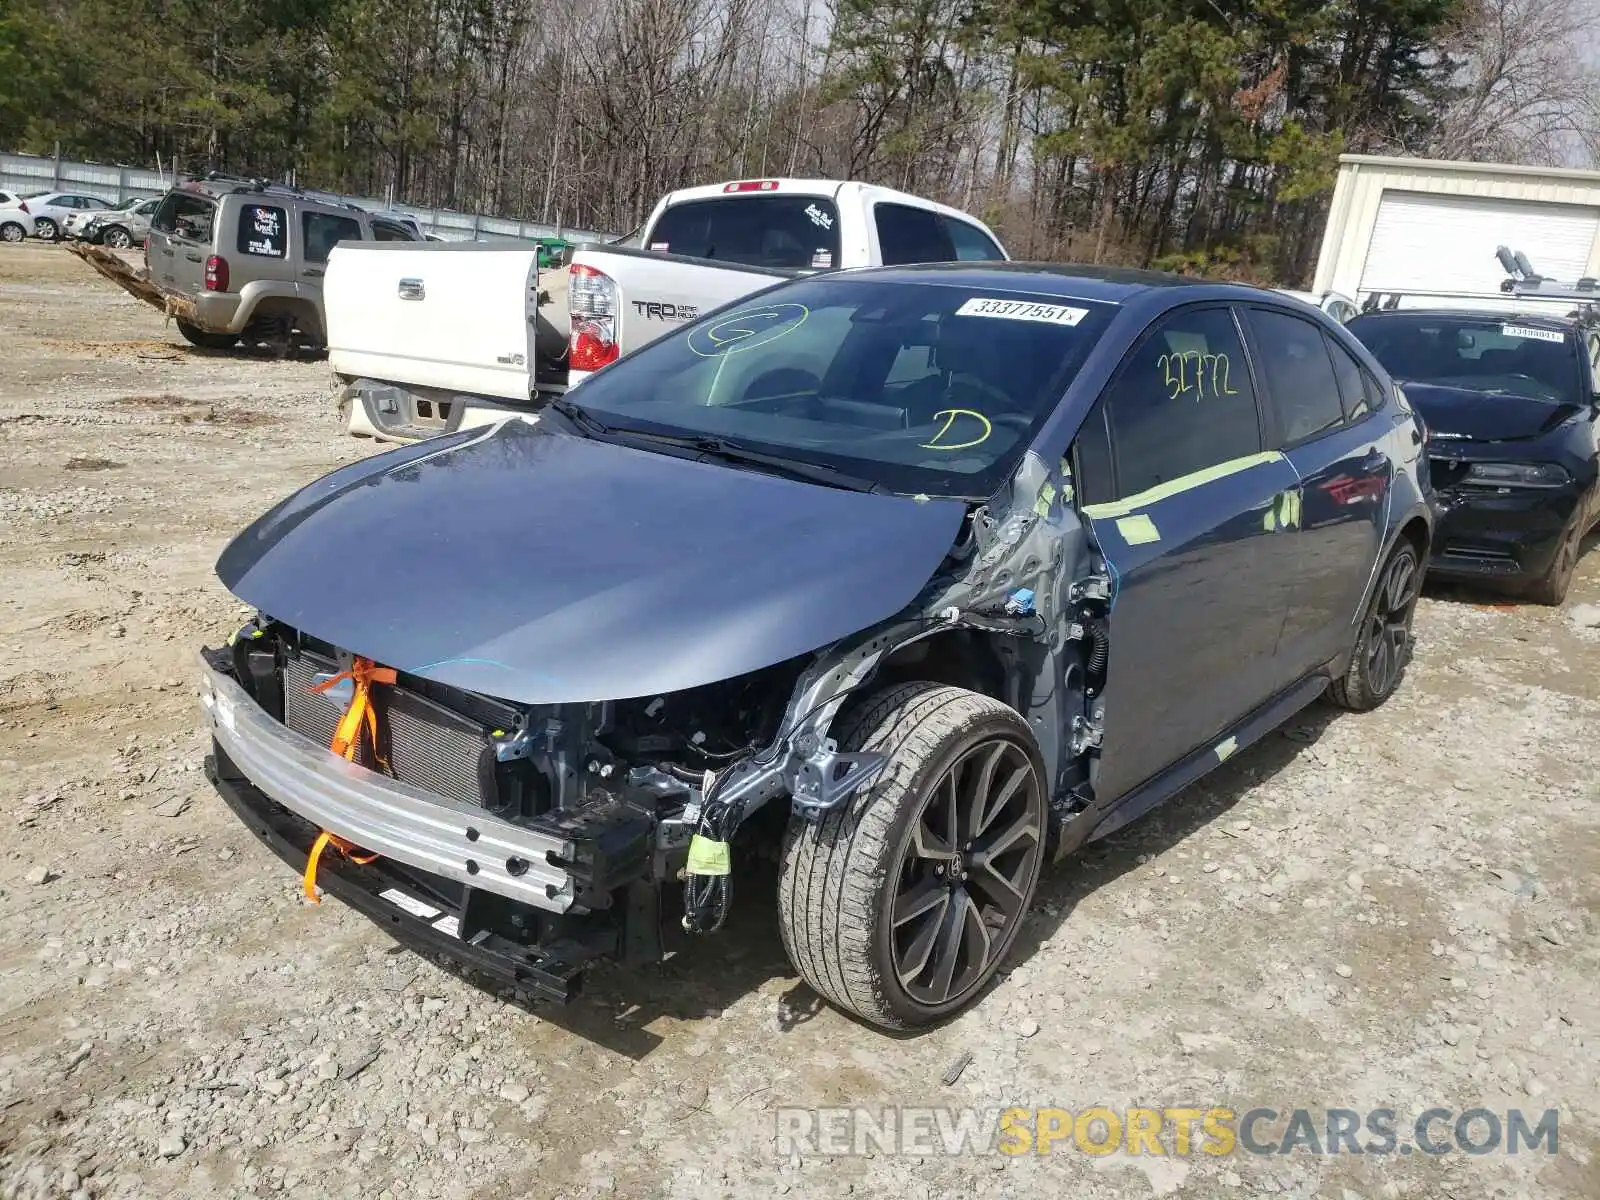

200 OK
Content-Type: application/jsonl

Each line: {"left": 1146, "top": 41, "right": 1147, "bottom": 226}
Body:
{"left": 198, "top": 654, "right": 578, "bottom": 912}
{"left": 340, "top": 378, "right": 544, "bottom": 443}
{"left": 1426, "top": 485, "right": 1581, "bottom": 581}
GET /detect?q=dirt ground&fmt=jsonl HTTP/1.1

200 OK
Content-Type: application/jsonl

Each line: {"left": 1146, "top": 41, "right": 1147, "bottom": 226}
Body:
{"left": 1, "top": 241, "right": 1598, "bottom": 1200}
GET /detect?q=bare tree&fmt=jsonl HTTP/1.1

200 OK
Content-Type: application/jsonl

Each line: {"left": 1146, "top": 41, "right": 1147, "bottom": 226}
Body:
{"left": 1425, "top": 0, "right": 1600, "bottom": 165}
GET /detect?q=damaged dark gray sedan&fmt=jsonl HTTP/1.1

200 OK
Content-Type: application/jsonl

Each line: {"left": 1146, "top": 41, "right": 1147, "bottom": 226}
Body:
{"left": 200, "top": 264, "right": 1432, "bottom": 1029}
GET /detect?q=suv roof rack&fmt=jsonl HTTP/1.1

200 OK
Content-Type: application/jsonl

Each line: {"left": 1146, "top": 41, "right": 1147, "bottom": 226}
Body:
{"left": 190, "top": 170, "right": 366, "bottom": 214}
{"left": 1496, "top": 246, "right": 1600, "bottom": 314}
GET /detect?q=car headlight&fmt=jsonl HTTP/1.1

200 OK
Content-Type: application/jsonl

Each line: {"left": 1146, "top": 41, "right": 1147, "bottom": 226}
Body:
{"left": 1463, "top": 461, "right": 1570, "bottom": 488}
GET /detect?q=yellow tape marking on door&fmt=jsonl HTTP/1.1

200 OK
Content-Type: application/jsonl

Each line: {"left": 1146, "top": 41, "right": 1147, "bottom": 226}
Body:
{"left": 1080, "top": 451, "right": 1285, "bottom": 521}
{"left": 1116, "top": 513, "right": 1161, "bottom": 545}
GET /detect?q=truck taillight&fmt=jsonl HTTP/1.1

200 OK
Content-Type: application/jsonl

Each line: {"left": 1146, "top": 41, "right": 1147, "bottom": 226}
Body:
{"left": 204, "top": 254, "right": 229, "bottom": 292}
{"left": 568, "top": 262, "right": 618, "bottom": 372}
{"left": 723, "top": 180, "right": 779, "bottom": 193}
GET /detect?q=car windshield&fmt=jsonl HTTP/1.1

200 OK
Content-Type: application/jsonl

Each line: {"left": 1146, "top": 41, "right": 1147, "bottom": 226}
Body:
{"left": 564, "top": 278, "right": 1116, "bottom": 498}
{"left": 1348, "top": 314, "right": 1582, "bottom": 403}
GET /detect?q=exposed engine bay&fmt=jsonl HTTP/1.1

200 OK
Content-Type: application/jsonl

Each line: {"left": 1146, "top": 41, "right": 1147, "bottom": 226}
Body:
{"left": 200, "top": 441, "right": 1110, "bottom": 1005}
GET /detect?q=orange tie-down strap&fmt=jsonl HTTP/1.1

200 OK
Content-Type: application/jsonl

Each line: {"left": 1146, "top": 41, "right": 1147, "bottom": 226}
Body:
{"left": 303, "top": 830, "right": 379, "bottom": 904}
{"left": 303, "top": 656, "right": 394, "bottom": 904}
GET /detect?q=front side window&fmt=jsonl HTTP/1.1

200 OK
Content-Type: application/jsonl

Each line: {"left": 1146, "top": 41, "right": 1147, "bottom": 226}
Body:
{"left": 236, "top": 204, "right": 287, "bottom": 257}
{"left": 646, "top": 195, "right": 841, "bottom": 270}
{"left": 565, "top": 279, "right": 1116, "bottom": 498}
{"left": 945, "top": 218, "right": 1005, "bottom": 261}
{"left": 1247, "top": 308, "right": 1346, "bottom": 444}
{"left": 1347, "top": 313, "right": 1584, "bottom": 403}
{"left": 301, "top": 211, "right": 362, "bottom": 263}
{"left": 1100, "top": 306, "right": 1262, "bottom": 499}
{"left": 151, "top": 191, "right": 216, "bottom": 243}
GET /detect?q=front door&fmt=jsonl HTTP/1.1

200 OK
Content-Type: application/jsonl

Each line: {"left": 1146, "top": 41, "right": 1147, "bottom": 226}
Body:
{"left": 1074, "top": 304, "right": 1303, "bottom": 805}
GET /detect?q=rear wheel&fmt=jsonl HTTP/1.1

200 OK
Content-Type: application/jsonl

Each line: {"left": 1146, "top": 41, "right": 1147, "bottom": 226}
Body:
{"left": 1524, "top": 514, "right": 1585, "bottom": 606}
{"left": 0, "top": 221, "right": 24, "bottom": 243}
{"left": 778, "top": 682, "right": 1046, "bottom": 1030}
{"left": 1330, "top": 541, "right": 1420, "bottom": 711}
{"left": 33, "top": 217, "right": 59, "bottom": 241}
{"left": 102, "top": 226, "right": 133, "bottom": 249}
{"left": 176, "top": 320, "right": 239, "bottom": 350}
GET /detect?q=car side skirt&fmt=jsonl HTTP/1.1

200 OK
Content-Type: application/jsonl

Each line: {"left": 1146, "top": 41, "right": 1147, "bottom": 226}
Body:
{"left": 1071, "top": 670, "right": 1331, "bottom": 850}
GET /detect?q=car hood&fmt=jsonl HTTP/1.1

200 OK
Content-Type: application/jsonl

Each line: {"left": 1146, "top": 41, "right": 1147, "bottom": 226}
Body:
{"left": 216, "top": 419, "right": 968, "bottom": 704}
{"left": 1401, "top": 381, "right": 1582, "bottom": 444}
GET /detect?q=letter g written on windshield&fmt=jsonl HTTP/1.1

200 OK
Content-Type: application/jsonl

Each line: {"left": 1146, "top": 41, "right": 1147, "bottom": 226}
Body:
{"left": 687, "top": 303, "right": 810, "bottom": 357}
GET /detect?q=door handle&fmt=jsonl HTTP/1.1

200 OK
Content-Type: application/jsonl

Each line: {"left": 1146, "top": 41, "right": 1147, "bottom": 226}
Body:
{"left": 398, "top": 278, "right": 424, "bottom": 300}
{"left": 185, "top": 253, "right": 202, "bottom": 263}
{"left": 302, "top": 268, "right": 324, "bottom": 278}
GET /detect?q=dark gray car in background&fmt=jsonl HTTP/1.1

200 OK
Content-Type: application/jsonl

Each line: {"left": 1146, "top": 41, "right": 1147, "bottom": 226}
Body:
{"left": 197, "top": 264, "right": 1431, "bottom": 1030}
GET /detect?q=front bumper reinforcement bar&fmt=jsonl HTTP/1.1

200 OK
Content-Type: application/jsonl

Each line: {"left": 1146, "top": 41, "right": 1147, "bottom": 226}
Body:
{"left": 198, "top": 654, "right": 577, "bottom": 914}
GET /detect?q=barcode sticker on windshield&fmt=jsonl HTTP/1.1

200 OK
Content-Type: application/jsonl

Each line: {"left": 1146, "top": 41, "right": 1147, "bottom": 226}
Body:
{"left": 1501, "top": 324, "right": 1565, "bottom": 344}
{"left": 955, "top": 298, "right": 1089, "bottom": 326}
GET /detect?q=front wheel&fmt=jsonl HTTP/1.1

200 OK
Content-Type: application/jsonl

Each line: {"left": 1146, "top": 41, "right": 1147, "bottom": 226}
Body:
{"left": 778, "top": 683, "right": 1046, "bottom": 1030}
{"left": 1523, "top": 513, "right": 1586, "bottom": 606}
{"left": 1330, "top": 540, "right": 1420, "bottom": 711}
{"left": 33, "top": 217, "right": 59, "bottom": 241}
{"left": 175, "top": 320, "right": 239, "bottom": 350}
{"left": 102, "top": 226, "right": 133, "bottom": 249}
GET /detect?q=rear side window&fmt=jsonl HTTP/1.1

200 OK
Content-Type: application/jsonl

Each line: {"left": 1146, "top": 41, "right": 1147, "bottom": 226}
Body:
{"left": 371, "top": 219, "right": 416, "bottom": 242}
{"left": 302, "top": 211, "right": 363, "bottom": 263}
{"left": 1247, "top": 308, "right": 1345, "bottom": 444}
{"left": 152, "top": 192, "right": 216, "bottom": 243}
{"left": 875, "top": 203, "right": 955, "bottom": 264}
{"left": 645, "top": 195, "right": 841, "bottom": 269}
{"left": 236, "top": 203, "right": 287, "bottom": 258}
{"left": 1325, "top": 335, "right": 1376, "bottom": 422}
{"left": 1100, "top": 306, "right": 1262, "bottom": 499}
{"left": 946, "top": 218, "right": 1005, "bottom": 261}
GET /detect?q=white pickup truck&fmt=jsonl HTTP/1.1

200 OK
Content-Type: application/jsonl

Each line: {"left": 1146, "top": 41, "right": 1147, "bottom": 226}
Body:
{"left": 329, "top": 178, "right": 1010, "bottom": 442}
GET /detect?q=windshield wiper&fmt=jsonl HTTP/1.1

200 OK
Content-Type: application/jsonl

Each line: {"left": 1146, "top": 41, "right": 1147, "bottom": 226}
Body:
{"left": 543, "top": 396, "right": 611, "bottom": 436}
{"left": 607, "top": 428, "right": 886, "bottom": 493}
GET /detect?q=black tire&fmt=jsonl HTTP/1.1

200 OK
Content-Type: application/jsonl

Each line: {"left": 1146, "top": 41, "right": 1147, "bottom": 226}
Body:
{"left": 102, "top": 225, "right": 133, "bottom": 249}
{"left": 1330, "top": 540, "right": 1421, "bottom": 711}
{"left": 778, "top": 682, "right": 1047, "bottom": 1030}
{"left": 175, "top": 320, "right": 239, "bottom": 350}
{"left": 0, "top": 221, "right": 24, "bottom": 244}
{"left": 33, "top": 217, "right": 59, "bottom": 241}
{"left": 1523, "top": 513, "right": 1585, "bottom": 606}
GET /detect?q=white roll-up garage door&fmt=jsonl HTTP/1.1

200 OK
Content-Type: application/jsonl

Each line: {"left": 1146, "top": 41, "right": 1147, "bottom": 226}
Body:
{"left": 1358, "top": 190, "right": 1600, "bottom": 298}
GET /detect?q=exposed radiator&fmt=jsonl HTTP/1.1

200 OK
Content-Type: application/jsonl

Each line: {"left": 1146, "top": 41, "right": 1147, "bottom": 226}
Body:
{"left": 282, "top": 652, "right": 498, "bottom": 808}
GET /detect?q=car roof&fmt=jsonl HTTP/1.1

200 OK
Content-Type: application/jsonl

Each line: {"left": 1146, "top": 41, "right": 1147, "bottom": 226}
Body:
{"left": 830, "top": 261, "right": 1282, "bottom": 305}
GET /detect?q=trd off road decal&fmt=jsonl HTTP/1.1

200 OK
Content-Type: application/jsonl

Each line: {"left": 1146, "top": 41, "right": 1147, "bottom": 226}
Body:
{"left": 631, "top": 300, "right": 699, "bottom": 321}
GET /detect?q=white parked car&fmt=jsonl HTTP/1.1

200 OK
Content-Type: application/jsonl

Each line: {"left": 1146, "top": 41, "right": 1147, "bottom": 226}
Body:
{"left": 0, "top": 191, "right": 35, "bottom": 243}
{"left": 1275, "top": 287, "right": 1359, "bottom": 323}
{"left": 14, "top": 191, "right": 119, "bottom": 241}
{"left": 76, "top": 197, "right": 161, "bottom": 248}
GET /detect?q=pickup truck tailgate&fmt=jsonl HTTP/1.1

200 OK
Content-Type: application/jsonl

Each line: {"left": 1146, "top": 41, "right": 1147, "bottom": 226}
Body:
{"left": 326, "top": 243, "right": 540, "bottom": 401}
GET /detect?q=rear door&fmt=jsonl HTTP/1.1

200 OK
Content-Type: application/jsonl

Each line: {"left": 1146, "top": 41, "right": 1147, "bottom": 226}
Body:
{"left": 1076, "top": 303, "right": 1303, "bottom": 804}
{"left": 1241, "top": 306, "right": 1390, "bottom": 674}
{"left": 148, "top": 189, "right": 219, "bottom": 296}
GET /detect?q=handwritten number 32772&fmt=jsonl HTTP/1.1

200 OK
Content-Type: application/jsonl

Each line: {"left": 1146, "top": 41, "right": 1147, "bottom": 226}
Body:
{"left": 1159, "top": 351, "right": 1239, "bottom": 401}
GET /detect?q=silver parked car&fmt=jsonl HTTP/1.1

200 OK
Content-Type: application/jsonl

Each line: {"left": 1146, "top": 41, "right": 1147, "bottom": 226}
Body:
{"left": 78, "top": 197, "right": 161, "bottom": 248}
{"left": 0, "top": 191, "right": 36, "bottom": 243}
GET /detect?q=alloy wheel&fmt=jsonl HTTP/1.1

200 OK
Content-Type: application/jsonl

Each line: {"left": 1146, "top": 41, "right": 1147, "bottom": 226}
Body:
{"left": 1366, "top": 548, "right": 1418, "bottom": 697}
{"left": 890, "top": 737, "right": 1043, "bottom": 1007}
{"left": 0, "top": 224, "right": 22, "bottom": 243}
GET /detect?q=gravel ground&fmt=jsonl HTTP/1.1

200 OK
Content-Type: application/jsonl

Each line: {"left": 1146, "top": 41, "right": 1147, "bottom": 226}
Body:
{"left": 1, "top": 241, "right": 1598, "bottom": 1200}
